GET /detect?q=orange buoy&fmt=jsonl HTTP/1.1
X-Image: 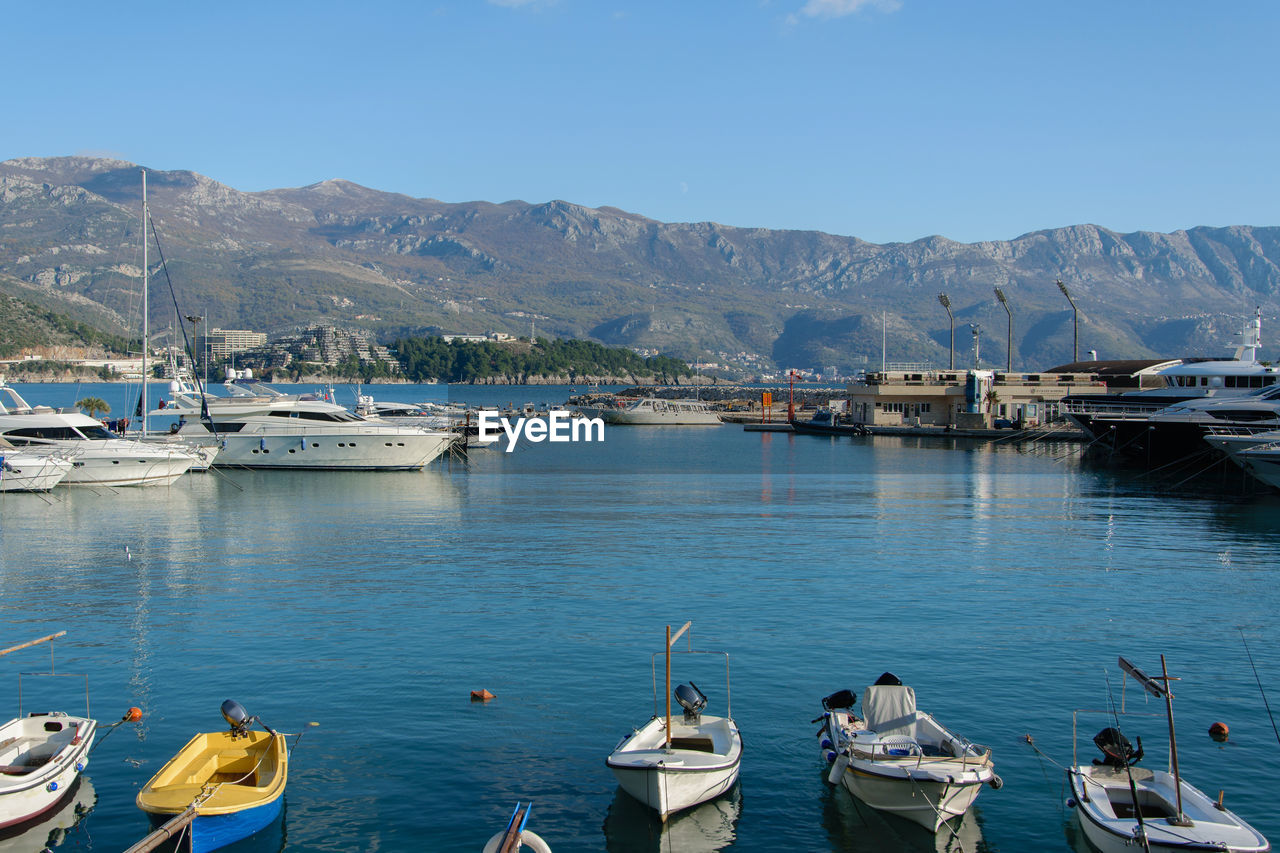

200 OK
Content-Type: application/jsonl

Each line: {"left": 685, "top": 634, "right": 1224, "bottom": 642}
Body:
{"left": 470, "top": 689, "right": 495, "bottom": 702}
{"left": 124, "top": 707, "right": 143, "bottom": 722}
{"left": 1209, "top": 721, "right": 1229, "bottom": 742}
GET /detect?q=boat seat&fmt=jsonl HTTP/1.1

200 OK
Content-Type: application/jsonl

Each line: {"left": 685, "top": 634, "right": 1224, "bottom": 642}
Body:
{"left": 862, "top": 684, "right": 918, "bottom": 738}
{"left": 0, "top": 755, "right": 47, "bottom": 775}
{"left": 668, "top": 736, "right": 716, "bottom": 753}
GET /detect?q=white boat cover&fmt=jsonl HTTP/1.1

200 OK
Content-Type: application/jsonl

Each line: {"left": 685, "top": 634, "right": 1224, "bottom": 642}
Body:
{"left": 862, "top": 684, "right": 917, "bottom": 738}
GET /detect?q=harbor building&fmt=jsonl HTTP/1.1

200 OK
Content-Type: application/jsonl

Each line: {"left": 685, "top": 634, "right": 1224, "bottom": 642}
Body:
{"left": 843, "top": 367, "right": 1105, "bottom": 429}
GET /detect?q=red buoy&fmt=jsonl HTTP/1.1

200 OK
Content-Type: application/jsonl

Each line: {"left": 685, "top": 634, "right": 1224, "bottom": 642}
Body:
{"left": 1209, "top": 721, "right": 1229, "bottom": 742}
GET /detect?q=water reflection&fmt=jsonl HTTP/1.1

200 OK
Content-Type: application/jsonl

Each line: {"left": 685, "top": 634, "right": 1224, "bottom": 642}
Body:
{"left": 0, "top": 776, "right": 96, "bottom": 852}
{"left": 822, "top": 781, "right": 987, "bottom": 853}
{"left": 603, "top": 785, "right": 740, "bottom": 852}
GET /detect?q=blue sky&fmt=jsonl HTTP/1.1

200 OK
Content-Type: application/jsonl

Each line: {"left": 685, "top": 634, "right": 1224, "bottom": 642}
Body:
{"left": 3, "top": 1, "right": 1276, "bottom": 244}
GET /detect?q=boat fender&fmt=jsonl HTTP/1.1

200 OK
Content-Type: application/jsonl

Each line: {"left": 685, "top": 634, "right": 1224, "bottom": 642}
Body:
{"left": 826, "top": 753, "right": 850, "bottom": 786}
{"left": 988, "top": 773, "right": 1003, "bottom": 790}
{"left": 823, "top": 749, "right": 838, "bottom": 764}
{"left": 46, "top": 781, "right": 57, "bottom": 792}
{"left": 820, "top": 737, "right": 834, "bottom": 752}
{"left": 1066, "top": 797, "right": 1077, "bottom": 809}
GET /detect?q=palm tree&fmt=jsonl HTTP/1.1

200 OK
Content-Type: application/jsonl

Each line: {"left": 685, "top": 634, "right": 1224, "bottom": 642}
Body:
{"left": 76, "top": 396, "right": 111, "bottom": 418}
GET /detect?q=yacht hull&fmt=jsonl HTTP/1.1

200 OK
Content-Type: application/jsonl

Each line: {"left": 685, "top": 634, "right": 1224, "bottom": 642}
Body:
{"left": 207, "top": 430, "right": 454, "bottom": 470}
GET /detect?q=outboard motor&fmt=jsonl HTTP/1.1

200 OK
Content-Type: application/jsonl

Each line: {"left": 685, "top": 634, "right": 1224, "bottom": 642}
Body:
{"left": 674, "top": 682, "right": 707, "bottom": 723}
{"left": 874, "top": 672, "right": 903, "bottom": 686}
{"left": 822, "top": 689, "right": 857, "bottom": 711}
{"left": 1092, "top": 727, "right": 1143, "bottom": 768}
{"left": 221, "top": 699, "right": 254, "bottom": 738}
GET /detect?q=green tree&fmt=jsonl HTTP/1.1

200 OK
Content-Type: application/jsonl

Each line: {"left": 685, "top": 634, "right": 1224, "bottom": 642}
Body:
{"left": 77, "top": 396, "right": 111, "bottom": 418}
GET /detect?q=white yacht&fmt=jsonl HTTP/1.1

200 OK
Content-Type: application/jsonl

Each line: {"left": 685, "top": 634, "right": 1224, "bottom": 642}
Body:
{"left": 155, "top": 370, "right": 457, "bottom": 470}
{"left": 0, "top": 439, "right": 73, "bottom": 492}
{"left": 0, "top": 380, "right": 196, "bottom": 487}
{"left": 586, "top": 397, "right": 722, "bottom": 425}
{"left": 1063, "top": 309, "right": 1279, "bottom": 439}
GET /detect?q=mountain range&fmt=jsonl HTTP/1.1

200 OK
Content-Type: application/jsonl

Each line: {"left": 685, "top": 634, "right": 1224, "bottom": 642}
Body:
{"left": 2, "top": 155, "right": 1278, "bottom": 374}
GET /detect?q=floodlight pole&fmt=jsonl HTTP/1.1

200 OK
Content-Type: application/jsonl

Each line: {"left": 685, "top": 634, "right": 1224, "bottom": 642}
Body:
{"left": 938, "top": 293, "right": 954, "bottom": 370}
{"left": 994, "top": 287, "right": 1012, "bottom": 373}
{"left": 970, "top": 325, "right": 981, "bottom": 369}
{"left": 1057, "top": 278, "right": 1078, "bottom": 363}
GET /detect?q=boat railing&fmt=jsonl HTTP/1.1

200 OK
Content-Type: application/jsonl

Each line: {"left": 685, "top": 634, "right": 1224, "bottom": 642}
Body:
{"left": 1060, "top": 399, "right": 1168, "bottom": 418}
{"left": 849, "top": 739, "right": 992, "bottom": 767}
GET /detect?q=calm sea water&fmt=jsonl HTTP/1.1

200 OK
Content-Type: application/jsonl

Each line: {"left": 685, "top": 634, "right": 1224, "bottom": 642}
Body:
{"left": 2, "top": 381, "right": 1279, "bottom": 853}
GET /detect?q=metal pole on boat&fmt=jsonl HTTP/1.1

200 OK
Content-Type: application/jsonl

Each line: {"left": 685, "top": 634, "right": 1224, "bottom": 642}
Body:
{"left": 1160, "top": 654, "right": 1186, "bottom": 822}
{"left": 665, "top": 624, "right": 672, "bottom": 750}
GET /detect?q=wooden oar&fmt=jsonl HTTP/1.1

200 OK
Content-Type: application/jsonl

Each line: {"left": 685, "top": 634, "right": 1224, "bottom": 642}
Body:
{"left": 497, "top": 802, "right": 531, "bottom": 853}
{"left": 0, "top": 631, "right": 65, "bottom": 657}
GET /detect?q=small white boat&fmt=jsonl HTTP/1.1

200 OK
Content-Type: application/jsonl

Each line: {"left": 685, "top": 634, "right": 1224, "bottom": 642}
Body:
{"left": 0, "top": 713, "right": 96, "bottom": 832}
{"left": 0, "top": 633, "right": 96, "bottom": 832}
{"left": 816, "top": 674, "right": 1000, "bottom": 832}
{"left": 606, "top": 622, "right": 742, "bottom": 821}
{"left": 1066, "top": 656, "right": 1270, "bottom": 853}
{"left": 0, "top": 441, "right": 72, "bottom": 491}
{"left": 481, "top": 802, "right": 551, "bottom": 853}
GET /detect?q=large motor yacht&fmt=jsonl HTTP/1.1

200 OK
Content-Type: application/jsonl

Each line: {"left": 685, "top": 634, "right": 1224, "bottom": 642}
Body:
{"left": 1063, "top": 309, "right": 1279, "bottom": 442}
{"left": 0, "top": 380, "right": 196, "bottom": 487}
{"left": 155, "top": 370, "right": 456, "bottom": 470}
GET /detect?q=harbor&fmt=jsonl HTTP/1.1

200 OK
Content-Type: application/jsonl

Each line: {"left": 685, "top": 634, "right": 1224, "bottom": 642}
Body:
{"left": 1, "top": 381, "right": 1278, "bottom": 851}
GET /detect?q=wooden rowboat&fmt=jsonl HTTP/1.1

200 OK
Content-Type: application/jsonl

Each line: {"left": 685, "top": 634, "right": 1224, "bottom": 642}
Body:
{"left": 136, "top": 702, "right": 287, "bottom": 853}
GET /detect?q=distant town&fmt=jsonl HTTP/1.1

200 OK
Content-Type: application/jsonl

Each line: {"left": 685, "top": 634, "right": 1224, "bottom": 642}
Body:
{"left": 0, "top": 324, "right": 845, "bottom": 384}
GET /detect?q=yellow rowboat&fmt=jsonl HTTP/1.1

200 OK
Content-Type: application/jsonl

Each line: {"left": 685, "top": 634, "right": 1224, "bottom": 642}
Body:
{"left": 137, "top": 702, "right": 287, "bottom": 853}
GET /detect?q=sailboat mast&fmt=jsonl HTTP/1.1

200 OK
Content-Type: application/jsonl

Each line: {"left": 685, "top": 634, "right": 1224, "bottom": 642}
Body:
{"left": 141, "top": 169, "right": 149, "bottom": 435}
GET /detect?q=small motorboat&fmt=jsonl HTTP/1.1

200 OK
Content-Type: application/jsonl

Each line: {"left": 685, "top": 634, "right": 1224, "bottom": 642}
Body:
{"left": 0, "top": 632, "right": 96, "bottom": 832}
{"left": 606, "top": 622, "right": 742, "bottom": 821}
{"left": 0, "top": 442, "right": 72, "bottom": 492}
{"left": 816, "top": 673, "right": 1000, "bottom": 832}
{"left": 137, "top": 700, "right": 287, "bottom": 853}
{"left": 1067, "top": 656, "right": 1270, "bottom": 853}
{"left": 481, "top": 801, "right": 551, "bottom": 853}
